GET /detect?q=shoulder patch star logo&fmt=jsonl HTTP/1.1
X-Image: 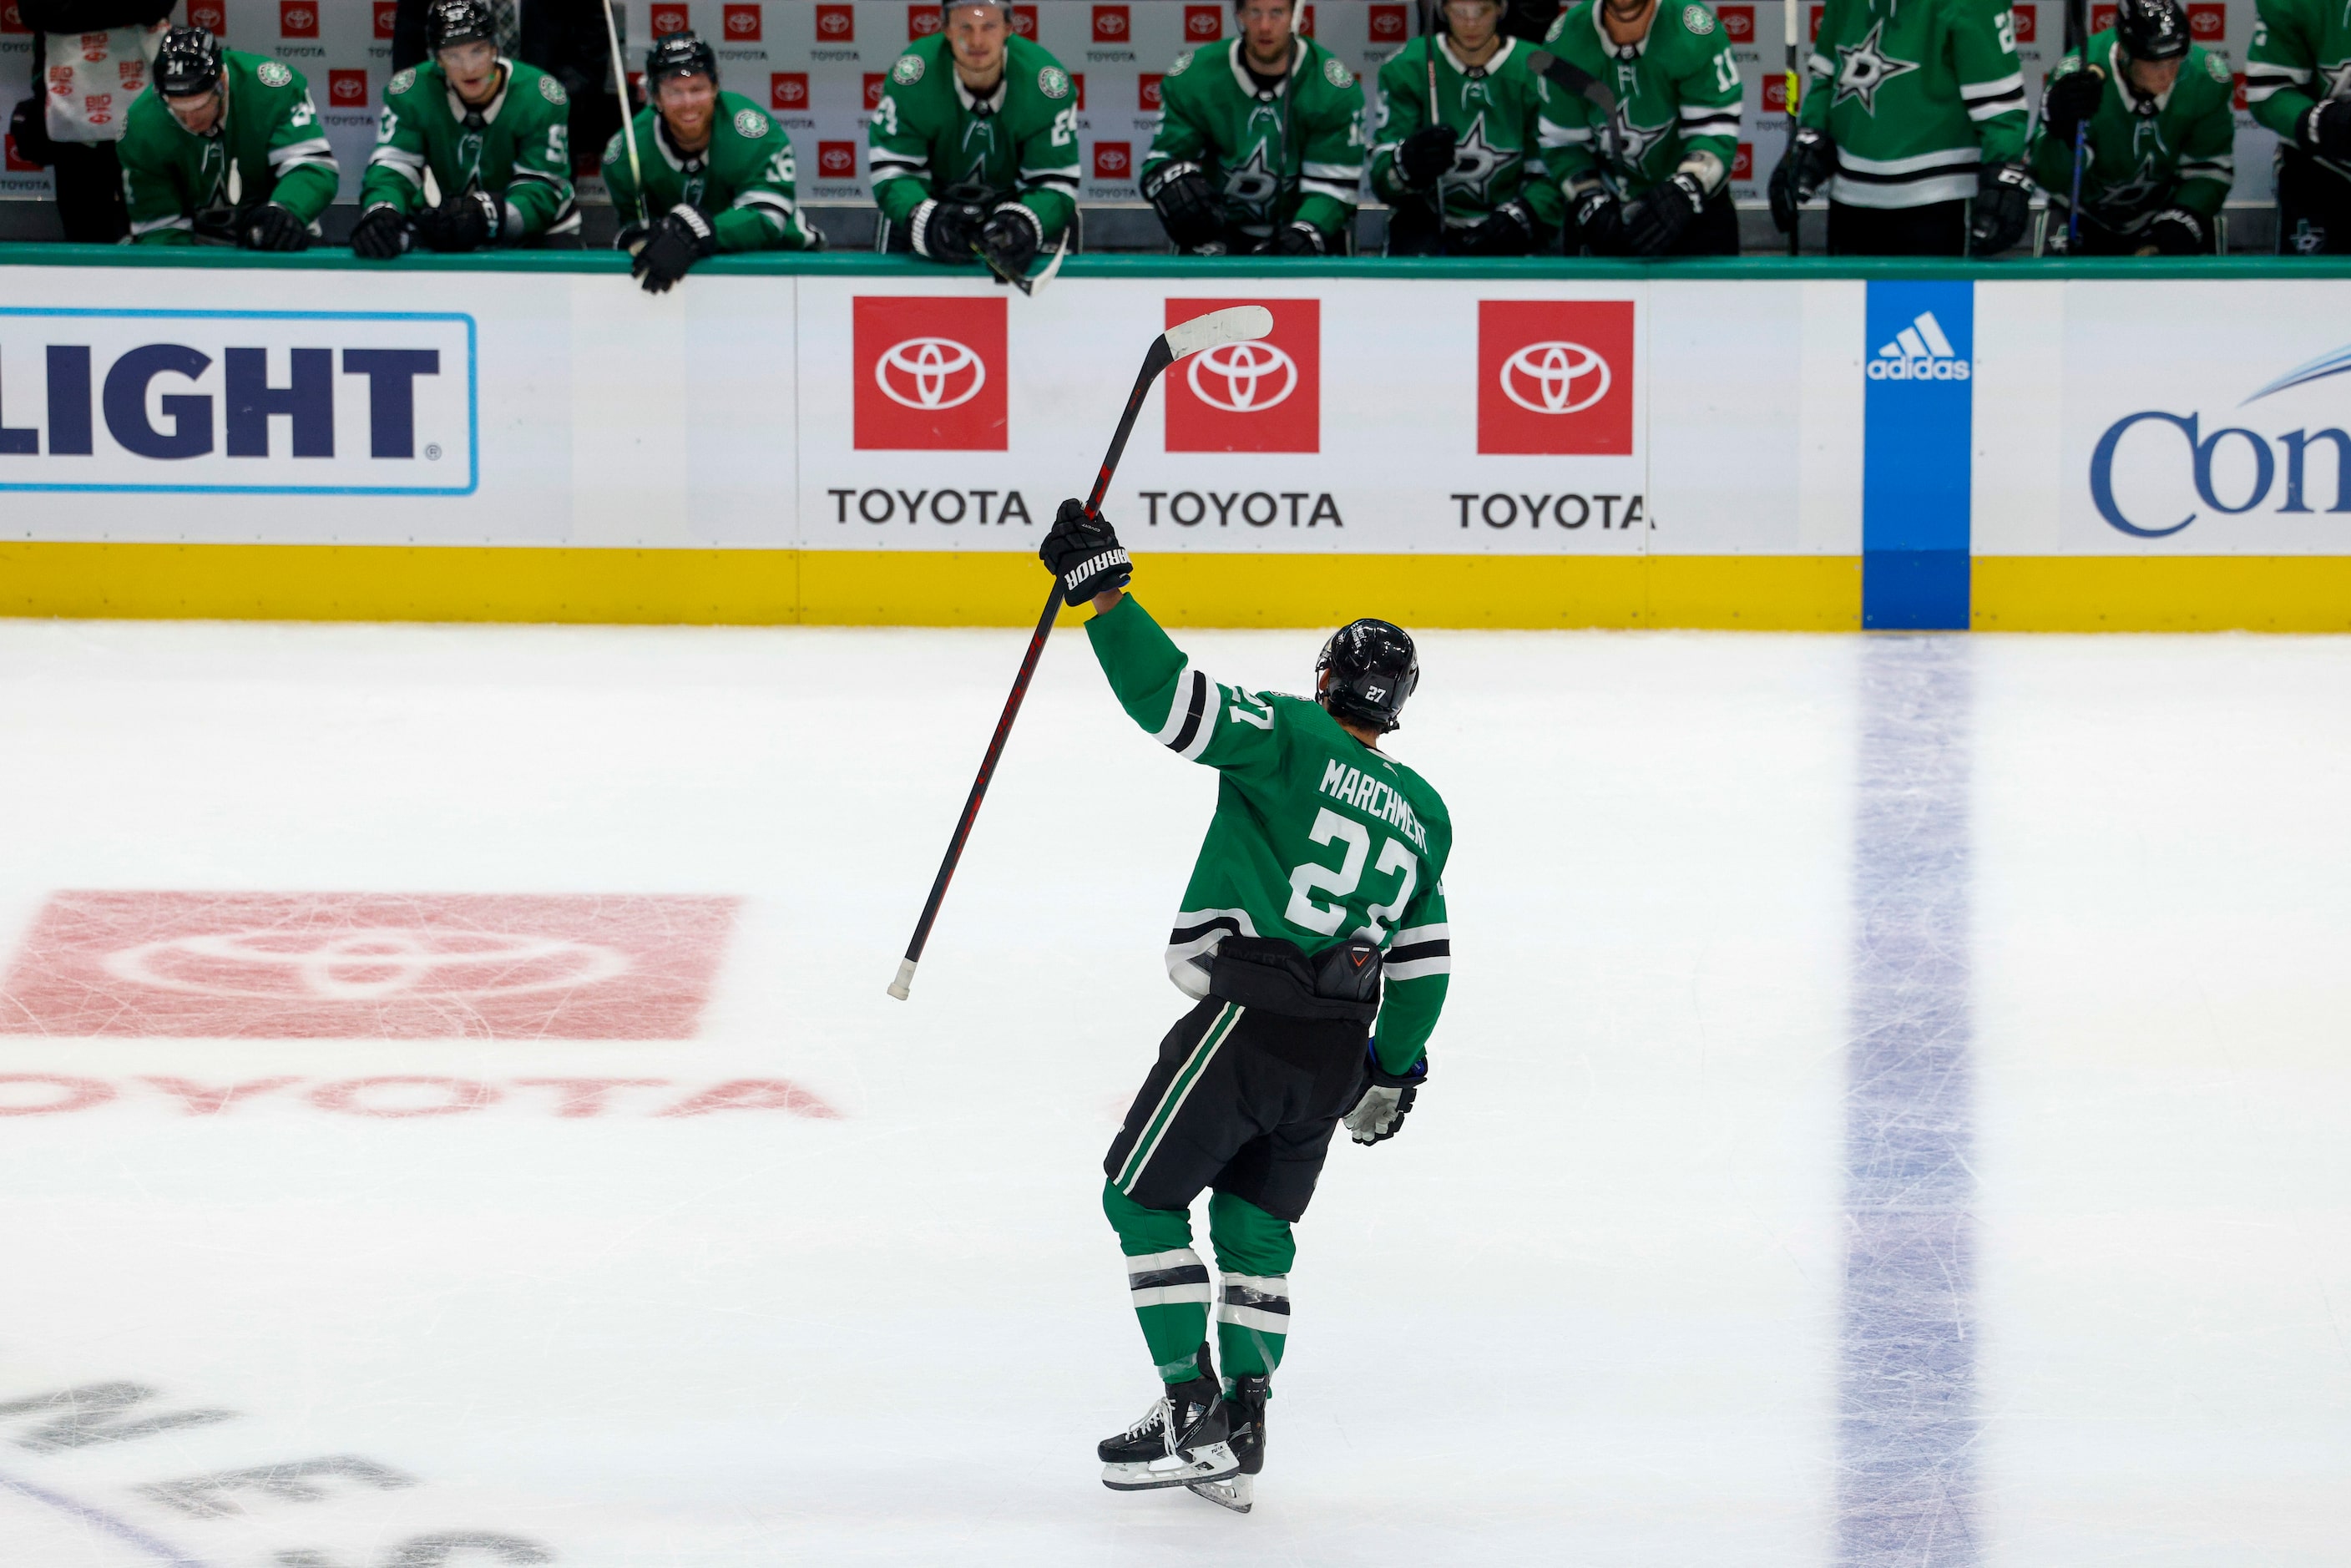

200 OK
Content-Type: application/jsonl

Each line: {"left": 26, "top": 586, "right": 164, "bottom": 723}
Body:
{"left": 1833, "top": 20, "right": 1921, "bottom": 114}
{"left": 1440, "top": 114, "right": 1519, "bottom": 201}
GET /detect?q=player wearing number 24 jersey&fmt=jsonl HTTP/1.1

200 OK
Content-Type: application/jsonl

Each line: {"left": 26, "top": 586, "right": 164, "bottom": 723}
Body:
{"left": 1038, "top": 501, "right": 1450, "bottom": 1514}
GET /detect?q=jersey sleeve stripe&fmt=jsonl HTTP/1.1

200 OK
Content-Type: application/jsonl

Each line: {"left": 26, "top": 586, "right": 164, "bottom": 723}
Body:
{"left": 1302, "top": 159, "right": 1362, "bottom": 179}
{"left": 1176, "top": 680, "right": 1222, "bottom": 761}
{"left": 1959, "top": 72, "right": 2025, "bottom": 100}
{"left": 1383, "top": 938, "right": 1449, "bottom": 967}
{"left": 368, "top": 146, "right": 426, "bottom": 173}
{"left": 1153, "top": 663, "right": 1205, "bottom": 744}
{"left": 1964, "top": 90, "right": 2025, "bottom": 120}
{"left": 269, "top": 137, "right": 335, "bottom": 168}
{"left": 1383, "top": 953, "right": 1450, "bottom": 981}
{"left": 1298, "top": 177, "right": 1360, "bottom": 203}
{"left": 130, "top": 213, "right": 192, "bottom": 235}
{"left": 1391, "top": 922, "right": 1448, "bottom": 945}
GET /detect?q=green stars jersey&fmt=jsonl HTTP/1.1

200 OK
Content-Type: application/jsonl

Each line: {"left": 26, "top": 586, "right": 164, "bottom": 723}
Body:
{"left": 1799, "top": 0, "right": 2030, "bottom": 207}
{"left": 359, "top": 57, "right": 576, "bottom": 240}
{"left": 2246, "top": 0, "right": 2351, "bottom": 149}
{"left": 867, "top": 33, "right": 1079, "bottom": 242}
{"left": 2029, "top": 35, "right": 2235, "bottom": 225}
{"left": 1536, "top": 1, "right": 1742, "bottom": 198}
{"left": 1086, "top": 596, "right": 1452, "bottom": 1076}
{"left": 118, "top": 51, "right": 336, "bottom": 244}
{"left": 1140, "top": 36, "right": 1368, "bottom": 243}
{"left": 1372, "top": 36, "right": 1565, "bottom": 230}
{"left": 603, "top": 94, "right": 820, "bottom": 250}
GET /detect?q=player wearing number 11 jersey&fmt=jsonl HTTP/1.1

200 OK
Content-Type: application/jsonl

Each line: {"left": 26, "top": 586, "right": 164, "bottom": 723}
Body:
{"left": 1037, "top": 502, "right": 1452, "bottom": 1513}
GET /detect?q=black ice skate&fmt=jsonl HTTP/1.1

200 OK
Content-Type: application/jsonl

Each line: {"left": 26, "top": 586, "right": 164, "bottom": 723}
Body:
{"left": 1187, "top": 1373, "right": 1267, "bottom": 1513}
{"left": 1099, "top": 1354, "right": 1239, "bottom": 1493}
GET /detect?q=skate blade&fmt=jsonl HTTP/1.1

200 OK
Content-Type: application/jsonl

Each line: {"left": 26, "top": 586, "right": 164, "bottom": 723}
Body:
{"left": 1187, "top": 1472, "right": 1253, "bottom": 1513}
{"left": 1100, "top": 1442, "right": 1241, "bottom": 1492}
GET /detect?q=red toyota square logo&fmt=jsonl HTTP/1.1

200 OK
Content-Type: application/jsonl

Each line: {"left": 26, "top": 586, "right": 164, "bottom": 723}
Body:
{"left": 1093, "top": 4, "right": 1130, "bottom": 42}
{"left": 0, "top": 3, "right": 26, "bottom": 35}
{"left": 1716, "top": 4, "right": 1753, "bottom": 41}
{"left": 863, "top": 71, "right": 887, "bottom": 107}
{"left": 2232, "top": 70, "right": 2247, "bottom": 109}
{"left": 0, "top": 892, "right": 738, "bottom": 1040}
{"left": 908, "top": 4, "right": 941, "bottom": 37}
{"left": 1093, "top": 139, "right": 1130, "bottom": 179}
{"left": 1762, "top": 72, "right": 1789, "bottom": 112}
{"left": 1165, "top": 298, "right": 1318, "bottom": 455}
{"left": 1069, "top": 70, "right": 1087, "bottom": 105}
{"left": 855, "top": 296, "right": 1008, "bottom": 452}
{"left": 1808, "top": 3, "right": 1822, "bottom": 39}
{"left": 1478, "top": 301, "right": 1633, "bottom": 456}
{"left": 2011, "top": 3, "right": 2035, "bottom": 41}
{"left": 328, "top": 68, "right": 367, "bottom": 106}
{"left": 724, "top": 3, "right": 761, "bottom": 39}
{"left": 651, "top": 3, "right": 690, "bottom": 36}
{"left": 1297, "top": 4, "right": 1314, "bottom": 35}
{"left": 279, "top": 0, "right": 318, "bottom": 38}
{"left": 375, "top": 0, "right": 398, "bottom": 38}
{"left": 1012, "top": 3, "right": 1038, "bottom": 37}
{"left": 1140, "top": 73, "right": 1163, "bottom": 108}
{"left": 2091, "top": 3, "right": 2115, "bottom": 31}
{"left": 3, "top": 131, "right": 37, "bottom": 170}
{"left": 816, "top": 3, "right": 854, "bottom": 39}
{"left": 1184, "top": 4, "right": 1221, "bottom": 40}
{"left": 2186, "top": 3, "right": 2222, "bottom": 38}
{"left": 187, "top": 2, "right": 226, "bottom": 35}
{"left": 817, "top": 139, "right": 856, "bottom": 176}
{"left": 1368, "top": 4, "right": 1406, "bottom": 40}
{"left": 1732, "top": 141, "right": 1752, "bottom": 180}
{"left": 771, "top": 71, "right": 807, "bottom": 108}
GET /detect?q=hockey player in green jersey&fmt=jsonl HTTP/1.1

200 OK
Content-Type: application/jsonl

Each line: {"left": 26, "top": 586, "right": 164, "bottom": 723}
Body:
{"left": 2246, "top": 0, "right": 2351, "bottom": 250}
{"left": 1138, "top": 0, "right": 1368, "bottom": 255}
{"left": 599, "top": 32, "right": 822, "bottom": 292}
{"left": 1536, "top": 0, "right": 1744, "bottom": 255}
{"left": 1038, "top": 504, "right": 1450, "bottom": 1513}
{"left": 117, "top": 26, "right": 335, "bottom": 249}
{"left": 1371, "top": 0, "right": 1562, "bottom": 255}
{"left": 2029, "top": 0, "right": 2232, "bottom": 254}
{"left": 868, "top": 0, "right": 1079, "bottom": 283}
{"left": 350, "top": 0, "right": 578, "bottom": 259}
{"left": 1770, "top": 0, "right": 2032, "bottom": 254}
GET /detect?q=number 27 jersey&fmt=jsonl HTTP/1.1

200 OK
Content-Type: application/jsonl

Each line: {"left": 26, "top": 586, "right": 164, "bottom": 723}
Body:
{"left": 1086, "top": 595, "right": 1452, "bottom": 1074}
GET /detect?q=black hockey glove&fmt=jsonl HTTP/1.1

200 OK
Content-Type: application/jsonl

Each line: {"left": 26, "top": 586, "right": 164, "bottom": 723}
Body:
{"left": 1623, "top": 172, "right": 1706, "bottom": 256}
{"left": 1570, "top": 186, "right": 1627, "bottom": 256}
{"left": 1454, "top": 198, "right": 1536, "bottom": 256}
{"left": 1039, "top": 498, "right": 1132, "bottom": 606}
{"left": 1141, "top": 160, "right": 1224, "bottom": 250}
{"left": 1969, "top": 161, "right": 2032, "bottom": 256}
{"left": 977, "top": 201, "right": 1043, "bottom": 282}
{"left": 2298, "top": 99, "right": 2351, "bottom": 162}
{"left": 414, "top": 188, "right": 502, "bottom": 253}
{"left": 1768, "top": 125, "right": 1834, "bottom": 234}
{"left": 912, "top": 197, "right": 986, "bottom": 262}
{"left": 2139, "top": 205, "right": 2208, "bottom": 255}
{"left": 633, "top": 203, "right": 715, "bottom": 294}
{"left": 1344, "top": 1044, "right": 1427, "bottom": 1147}
{"left": 2040, "top": 65, "right": 2106, "bottom": 145}
{"left": 1271, "top": 220, "right": 1327, "bottom": 256}
{"left": 348, "top": 204, "right": 410, "bottom": 260}
{"left": 1397, "top": 123, "right": 1459, "bottom": 191}
{"left": 239, "top": 202, "right": 310, "bottom": 252}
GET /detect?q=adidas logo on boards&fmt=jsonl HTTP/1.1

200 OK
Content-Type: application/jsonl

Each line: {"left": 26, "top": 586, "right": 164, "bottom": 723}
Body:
{"left": 1867, "top": 311, "right": 1972, "bottom": 382}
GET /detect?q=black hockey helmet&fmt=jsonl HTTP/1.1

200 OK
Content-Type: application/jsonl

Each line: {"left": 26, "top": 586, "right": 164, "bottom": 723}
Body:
{"left": 425, "top": 0, "right": 499, "bottom": 54}
{"left": 1317, "top": 619, "right": 1419, "bottom": 733}
{"left": 2114, "top": 0, "right": 2190, "bottom": 63}
{"left": 941, "top": 0, "right": 1017, "bottom": 23}
{"left": 154, "top": 26, "right": 223, "bottom": 98}
{"left": 645, "top": 29, "right": 720, "bottom": 88}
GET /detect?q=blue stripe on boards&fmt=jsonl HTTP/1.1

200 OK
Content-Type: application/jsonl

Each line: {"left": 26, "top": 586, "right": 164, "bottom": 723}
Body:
{"left": 1861, "top": 281, "right": 1975, "bottom": 631}
{"left": 1838, "top": 636, "right": 1979, "bottom": 1566}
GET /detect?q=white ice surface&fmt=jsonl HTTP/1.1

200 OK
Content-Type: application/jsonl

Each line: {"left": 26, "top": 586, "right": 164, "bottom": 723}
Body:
{"left": 0, "top": 622, "right": 2341, "bottom": 1566}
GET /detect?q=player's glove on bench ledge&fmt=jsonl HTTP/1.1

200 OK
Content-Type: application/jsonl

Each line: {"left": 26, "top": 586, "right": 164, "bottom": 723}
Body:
{"left": 1041, "top": 499, "right": 1134, "bottom": 606}
{"left": 1345, "top": 1044, "right": 1427, "bottom": 1146}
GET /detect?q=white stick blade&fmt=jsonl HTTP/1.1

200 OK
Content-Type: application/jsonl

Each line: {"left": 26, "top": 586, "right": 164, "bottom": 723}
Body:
{"left": 1164, "top": 306, "right": 1273, "bottom": 363}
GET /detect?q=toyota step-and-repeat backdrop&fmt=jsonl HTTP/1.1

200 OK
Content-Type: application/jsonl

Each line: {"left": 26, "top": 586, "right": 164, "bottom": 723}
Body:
{"left": 2, "top": 264, "right": 2348, "bottom": 578}
{"left": 0, "top": 0, "right": 2287, "bottom": 212}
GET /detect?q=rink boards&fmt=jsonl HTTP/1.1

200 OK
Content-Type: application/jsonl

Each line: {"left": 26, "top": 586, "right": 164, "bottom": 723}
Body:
{"left": 2, "top": 252, "right": 2349, "bottom": 631}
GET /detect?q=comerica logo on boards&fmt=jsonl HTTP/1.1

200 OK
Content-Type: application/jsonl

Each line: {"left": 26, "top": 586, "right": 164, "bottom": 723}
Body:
{"left": 0, "top": 307, "right": 476, "bottom": 495}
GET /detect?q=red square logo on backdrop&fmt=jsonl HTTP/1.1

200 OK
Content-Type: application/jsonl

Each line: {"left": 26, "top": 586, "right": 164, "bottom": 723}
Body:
{"left": 375, "top": 0, "right": 398, "bottom": 38}
{"left": 1478, "top": 301, "right": 1634, "bottom": 456}
{"left": 3, "top": 130, "right": 38, "bottom": 170}
{"left": 1072, "top": 70, "right": 1085, "bottom": 107}
{"left": 817, "top": 139, "right": 856, "bottom": 176}
{"left": 2091, "top": 3, "right": 2116, "bottom": 31}
{"left": 1012, "top": 4, "right": 1038, "bottom": 37}
{"left": 1808, "top": 3, "right": 1822, "bottom": 39}
{"left": 1368, "top": 4, "right": 1406, "bottom": 41}
{"left": 908, "top": 4, "right": 941, "bottom": 37}
{"left": 1716, "top": 4, "right": 1753, "bottom": 42}
{"left": 1297, "top": 4, "right": 1315, "bottom": 35}
{"left": 2232, "top": 70, "right": 2247, "bottom": 109}
{"left": 0, "top": 892, "right": 738, "bottom": 1040}
{"left": 0, "top": 3, "right": 27, "bottom": 34}
{"left": 327, "top": 68, "right": 367, "bottom": 107}
{"left": 724, "top": 3, "right": 761, "bottom": 39}
{"left": 651, "top": 3, "right": 690, "bottom": 35}
{"left": 771, "top": 70, "right": 807, "bottom": 107}
{"left": 2011, "top": 3, "right": 2035, "bottom": 42}
{"left": 1093, "top": 4, "right": 1130, "bottom": 42}
{"left": 1762, "top": 72, "right": 1788, "bottom": 112}
{"left": 1093, "top": 139, "right": 1130, "bottom": 179}
{"left": 279, "top": 1, "right": 318, "bottom": 38}
{"left": 854, "top": 296, "right": 1008, "bottom": 451}
{"left": 863, "top": 71, "right": 887, "bottom": 107}
{"left": 187, "top": 2, "right": 226, "bottom": 36}
{"left": 1732, "top": 141, "right": 1752, "bottom": 180}
{"left": 815, "top": 3, "right": 854, "bottom": 39}
{"left": 1140, "top": 72, "right": 1163, "bottom": 108}
{"left": 1184, "top": 4, "right": 1222, "bottom": 40}
{"left": 1165, "top": 297, "right": 1319, "bottom": 454}
{"left": 2187, "top": 3, "right": 2222, "bottom": 38}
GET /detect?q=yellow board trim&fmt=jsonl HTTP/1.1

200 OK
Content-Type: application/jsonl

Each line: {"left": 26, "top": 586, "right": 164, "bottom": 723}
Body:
{"left": 0, "top": 544, "right": 1865, "bottom": 631}
{"left": 1973, "top": 556, "right": 2351, "bottom": 633}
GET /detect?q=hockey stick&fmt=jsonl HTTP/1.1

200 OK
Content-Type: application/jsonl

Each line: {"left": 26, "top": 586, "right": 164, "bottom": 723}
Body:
{"left": 1419, "top": 0, "right": 1447, "bottom": 254}
{"left": 886, "top": 305, "right": 1276, "bottom": 1003}
{"left": 1525, "top": 48, "right": 1623, "bottom": 168}
{"left": 2065, "top": 0, "right": 2088, "bottom": 249}
{"left": 599, "top": 0, "right": 649, "bottom": 231}
{"left": 980, "top": 222, "right": 1070, "bottom": 296}
{"left": 1782, "top": 0, "right": 1802, "bottom": 256}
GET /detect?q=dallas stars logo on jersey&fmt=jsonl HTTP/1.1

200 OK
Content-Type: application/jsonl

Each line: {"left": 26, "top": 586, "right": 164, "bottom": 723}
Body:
{"left": 1833, "top": 20, "right": 1922, "bottom": 114}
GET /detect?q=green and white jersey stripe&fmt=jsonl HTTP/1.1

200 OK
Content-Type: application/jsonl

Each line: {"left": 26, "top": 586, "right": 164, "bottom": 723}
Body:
{"left": 1798, "top": 0, "right": 2030, "bottom": 208}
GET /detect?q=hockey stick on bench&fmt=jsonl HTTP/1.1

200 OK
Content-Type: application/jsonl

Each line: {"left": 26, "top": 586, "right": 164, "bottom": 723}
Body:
{"left": 887, "top": 306, "right": 1276, "bottom": 1002}
{"left": 1524, "top": 48, "right": 1625, "bottom": 169}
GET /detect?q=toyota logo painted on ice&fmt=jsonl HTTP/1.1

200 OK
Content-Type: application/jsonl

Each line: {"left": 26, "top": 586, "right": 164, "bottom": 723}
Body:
{"left": 101, "top": 928, "right": 630, "bottom": 1001}
{"left": 1499, "top": 340, "right": 1611, "bottom": 415}
{"left": 875, "top": 336, "right": 988, "bottom": 410}
{"left": 1187, "top": 341, "right": 1296, "bottom": 413}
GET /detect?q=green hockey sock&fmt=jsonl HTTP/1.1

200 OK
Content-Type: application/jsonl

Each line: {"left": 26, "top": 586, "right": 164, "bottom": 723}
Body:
{"left": 1102, "top": 1180, "right": 1213, "bottom": 1382}
{"left": 1207, "top": 1190, "right": 1295, "bottom": 1380}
